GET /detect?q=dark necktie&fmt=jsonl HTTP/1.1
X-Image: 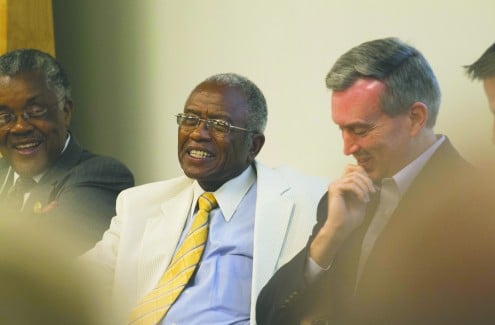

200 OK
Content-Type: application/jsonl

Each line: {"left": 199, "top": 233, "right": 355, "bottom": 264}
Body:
{"left": 8, "top": 176, "right": 36, "bottom": 211}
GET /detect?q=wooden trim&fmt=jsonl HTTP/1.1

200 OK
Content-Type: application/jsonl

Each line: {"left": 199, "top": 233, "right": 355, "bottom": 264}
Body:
{"left": 0, "top": 0, "right": 6, "bottom": 54}
{"left": 0, "top": 0, "right": 55, "bottom": 56}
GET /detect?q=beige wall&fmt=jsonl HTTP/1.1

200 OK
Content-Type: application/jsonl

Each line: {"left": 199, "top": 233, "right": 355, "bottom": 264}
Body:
{"left": 54, "top": 0, "right": 495, "bottom": 184}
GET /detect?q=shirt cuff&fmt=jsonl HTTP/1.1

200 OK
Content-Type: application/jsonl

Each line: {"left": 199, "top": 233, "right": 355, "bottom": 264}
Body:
{"left": 305, "top": 256, "right": 333, "bottom": 284}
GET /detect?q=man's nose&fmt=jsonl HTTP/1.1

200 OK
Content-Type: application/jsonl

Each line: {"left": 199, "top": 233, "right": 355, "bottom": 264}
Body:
{"left": 8, "top": 112, "right": 33, "bottom": 132}
{"left": 189, "top": 119, "right": 211, "bottom": 139}
{"left": 342, "top": 131, "right": 359, "bottom": 156}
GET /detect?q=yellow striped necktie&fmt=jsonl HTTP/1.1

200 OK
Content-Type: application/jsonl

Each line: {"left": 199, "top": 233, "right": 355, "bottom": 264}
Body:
{"left": 128, "top": 192, "right": 218, "bottom": 325}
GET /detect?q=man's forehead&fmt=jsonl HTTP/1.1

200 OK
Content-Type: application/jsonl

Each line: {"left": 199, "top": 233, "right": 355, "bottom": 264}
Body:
{"left": 193, "top": 83, "right": 243, "bottom": 97}
{"left": 331, "top": 101, "right": 383, "bottom": 125}
{"left": 187, "top": 85, "right": 246, "bottom": 109}
{"left": 0, "top": 71, "right": 48, "bottom": 87}
{"left": 331, "top": 79, "right": 385, "bottom": 120}
{"left": 483, "top": 77, "right": 495, "bottom": 93}
{"left": 332, "top": 79, "right": 385, "bottom": 101}
{"left": 185, "top": 89, "right": 228, "bottom": 111}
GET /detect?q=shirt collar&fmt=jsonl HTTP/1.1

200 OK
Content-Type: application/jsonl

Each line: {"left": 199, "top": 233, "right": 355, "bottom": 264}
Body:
{"left": 192, "top": 165, "right": 256, "bottom": 222}
{"left": 390, "top": 135, "right": 445, "bottom": 197}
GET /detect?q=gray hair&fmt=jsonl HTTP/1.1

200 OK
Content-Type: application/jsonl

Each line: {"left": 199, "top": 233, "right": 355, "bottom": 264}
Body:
{"left": 199, "top": 73, "right": 267, "bottom": 133}
{"left": 465, "top": 43, "right": 495, "bottom": 80}
{"left": 0, "top": 48, "right": 71, "bottom": 101}
{"left": 326, "top": 37, "right": 441, "bottom": 128}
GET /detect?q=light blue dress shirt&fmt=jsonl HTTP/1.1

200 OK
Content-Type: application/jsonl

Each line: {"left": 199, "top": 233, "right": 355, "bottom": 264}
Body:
{"left": 162, "top": 166, "right": 256, "bottom": 325}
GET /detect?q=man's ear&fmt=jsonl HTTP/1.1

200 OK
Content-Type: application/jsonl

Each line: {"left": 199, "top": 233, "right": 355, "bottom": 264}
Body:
{"left": 62, "top": 98, "right": 74, "bottom": 127}
{"left": 408, "top": 102, "right": 429, "bottom": 136}
{"left": 248, "top": 133, "right": 265, "bottom": 161}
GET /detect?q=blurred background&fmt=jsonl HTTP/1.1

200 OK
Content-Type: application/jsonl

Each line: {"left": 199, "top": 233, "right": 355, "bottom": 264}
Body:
{"left": 49, "top": 0, "right": 495, "bottom": 185}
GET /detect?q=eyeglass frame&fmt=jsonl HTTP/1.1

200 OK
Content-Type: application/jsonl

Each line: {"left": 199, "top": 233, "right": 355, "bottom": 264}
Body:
{"left": 0, "top": 99, "right": 65, "bottom": 130}
{"left": 175, "top": 113, "right": 255, "bottom": 134}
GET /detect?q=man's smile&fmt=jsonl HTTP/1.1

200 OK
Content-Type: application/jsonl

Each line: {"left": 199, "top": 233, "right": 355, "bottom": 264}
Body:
{"left": 188, "top": 149, "right": 214, "bottom": 159}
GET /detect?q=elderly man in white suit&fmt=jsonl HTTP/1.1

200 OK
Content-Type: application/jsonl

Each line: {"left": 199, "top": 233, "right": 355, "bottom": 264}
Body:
{"left": 84, "top": 73, "right": 327, "bottom": 325}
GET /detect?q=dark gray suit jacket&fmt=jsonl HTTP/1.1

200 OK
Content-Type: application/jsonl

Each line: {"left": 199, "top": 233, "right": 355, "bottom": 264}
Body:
{"left": 0, "top": 136, "right": 134, "bottom": 251}
{"left": 256, "top": 138, "right": 495, "bottom": 325}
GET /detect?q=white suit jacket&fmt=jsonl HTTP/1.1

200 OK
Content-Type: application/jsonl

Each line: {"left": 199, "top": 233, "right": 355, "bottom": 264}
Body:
{"left": 84, "top": 161, "right": 327, "bottom": 324}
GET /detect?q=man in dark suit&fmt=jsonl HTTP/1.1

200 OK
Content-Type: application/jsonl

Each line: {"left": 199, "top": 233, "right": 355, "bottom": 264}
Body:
{"left": 256, "top": 38, "right": 495, "bottom": 324}
{"left": 0, "top": 49, "right": 134, "bottom": 251}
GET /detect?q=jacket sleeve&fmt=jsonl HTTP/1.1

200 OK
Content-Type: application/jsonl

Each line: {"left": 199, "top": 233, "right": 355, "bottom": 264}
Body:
{"left": 256, "top": 193, "right": 328, "bottom": 325}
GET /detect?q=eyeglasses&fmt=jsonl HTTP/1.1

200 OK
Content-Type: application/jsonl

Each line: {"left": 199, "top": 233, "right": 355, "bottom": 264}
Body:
{"left": 175, "top": 113, "right": 254, "bottom": 134}
{"left": 0, "top": 105, "right": 50, "bottom": 130}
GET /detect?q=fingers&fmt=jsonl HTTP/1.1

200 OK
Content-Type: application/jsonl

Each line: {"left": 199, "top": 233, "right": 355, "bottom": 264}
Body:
{"left": 332, "top": 164, "right": 376, "bottom": 202}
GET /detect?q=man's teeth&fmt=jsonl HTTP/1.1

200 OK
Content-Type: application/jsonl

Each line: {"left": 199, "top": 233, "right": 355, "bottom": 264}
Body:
{"left": 16, "top": 143, "right": 39, "bottom": 150}
{"left": 190, "top": 150, "right": 212, "bottom": 158}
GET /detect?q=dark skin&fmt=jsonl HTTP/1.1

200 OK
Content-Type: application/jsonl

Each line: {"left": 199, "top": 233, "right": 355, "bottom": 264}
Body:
{"left": 0, "top": 71, "right": 72, "bottom": 177}
{"left": 177, "top": 82, "right": 265, "bottom": 191}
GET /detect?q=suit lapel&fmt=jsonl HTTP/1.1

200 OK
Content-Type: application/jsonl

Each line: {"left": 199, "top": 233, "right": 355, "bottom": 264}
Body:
{"left": 374, "top": 138, "right": 469, "bottom": 244}
{"left": 37, "top": 135, "right": 82, "bottom": 187}
{"left": 137, "top": 186, "right": 194, "bottom": 295}
{"left": 24, "top": 136, "right": 82, "bottom": 212}
{"left": 0, "top": 163, "right": 12, "bottom": 197}
{"left": 251, "top": 163, "right": 294, "bottom": 301}
{"left": 358, "top": 138, "right": 470, "bottom": 285}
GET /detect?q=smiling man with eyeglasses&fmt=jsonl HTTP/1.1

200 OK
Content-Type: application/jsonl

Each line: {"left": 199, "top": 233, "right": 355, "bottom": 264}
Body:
{"left": 84, "top": 73, "right": 327, "bottom": 324}
{"left": 0, "top": 49, "right": 134, "bottom": 252}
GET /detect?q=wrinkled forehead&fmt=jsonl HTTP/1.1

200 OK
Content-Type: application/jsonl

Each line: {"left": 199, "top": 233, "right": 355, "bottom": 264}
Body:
{"left": 0, "top": 71, "right": 57, "bottom": 106}
{"left": 191, "top": 82, "right": 246, "bottom": 101}
{"left": 331, "top": 79, "right": 386, "bottom": 124}
{"left": 0, "top": 70, "right": 50, "bottom": 90}
{"left": 185, "top": 83, "right": 248, "bottom": 116}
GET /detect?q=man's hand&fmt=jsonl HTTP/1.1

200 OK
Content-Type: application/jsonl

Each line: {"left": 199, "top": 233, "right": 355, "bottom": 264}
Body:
{"left": 310, "top": 165, "right": 376, "bottom": 268}
{"left": 33, "top": 200, "right": 58, "bottom": 214}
